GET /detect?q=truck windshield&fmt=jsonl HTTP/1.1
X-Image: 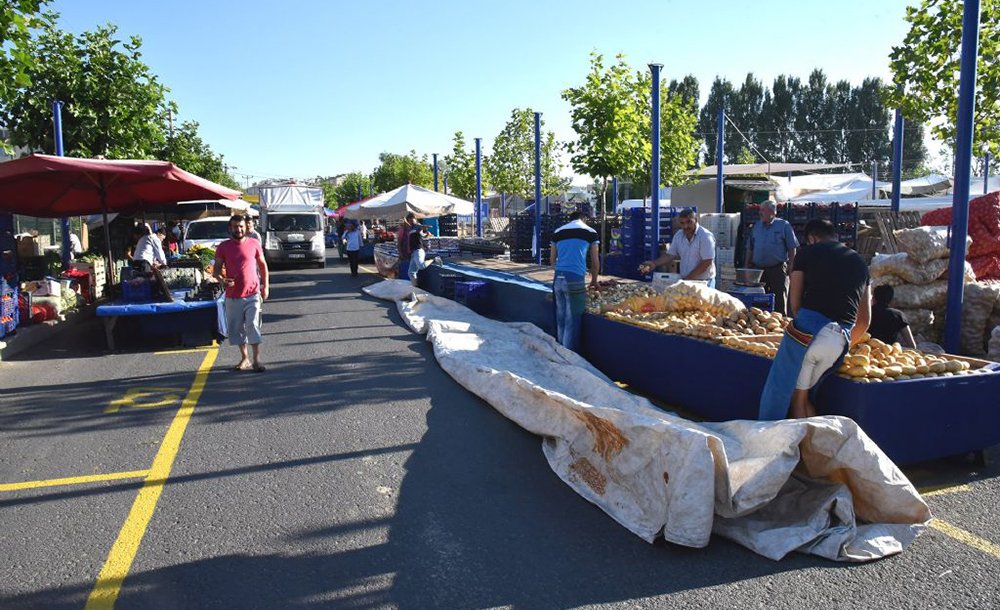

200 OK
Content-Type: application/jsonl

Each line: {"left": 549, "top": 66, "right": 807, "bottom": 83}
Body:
{"left": 268, "top": 214, "right": 320, "bottom": 232}
{"left": 185, "top": 221, "right": 230, "bottom": 240}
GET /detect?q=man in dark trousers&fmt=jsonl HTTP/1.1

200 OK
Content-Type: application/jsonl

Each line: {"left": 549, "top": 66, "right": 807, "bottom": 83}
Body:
{"left": 759, "top": 219, "right": 870, "bottom": 420}
{"left": 748, "top": 199, "right": 798, "bottom": 315}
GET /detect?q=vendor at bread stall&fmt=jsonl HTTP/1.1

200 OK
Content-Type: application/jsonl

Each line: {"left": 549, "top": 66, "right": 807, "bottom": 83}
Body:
{"left": 638, "top": 209, "right": 717, "bottom": 287}
{"left": 759, "top": 219, "right": 871, "bottom": 420}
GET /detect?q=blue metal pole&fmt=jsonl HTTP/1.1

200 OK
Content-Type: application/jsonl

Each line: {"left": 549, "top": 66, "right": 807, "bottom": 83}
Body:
{"left": 611, "top": 177, "right": 619, "bottom": 217}
{"left": 650, "top": 64, "right": 663, "bottom": 264}
{"left": 891, "top": 110, "right": 904, "bottom": 213}
{"left": 985, "top": 152, "right": 991, "bottom": 194}
{"left": 501, "top": 192, "right": 506, "bottom": 216}
{"left": 534, "top": 112, "right": 543, "bottom": 265}
{"left": 443, "top": 175, "right": 448, "bottom": 195}
{"left": 432, "top": 153, "right": 439, "bottom": 192}
{"left": 715, "top": 106, "right": 724, "bottom": 214}
{"left": 871, "top": 161, "right": 878, "bottom": 200}
{"left": 52, "top": 100, "right": 71, "bottom": 269}
{"left": 944, "top": 0, "right": 981, "bottom": 354}
{"left": 357, "top": 185, "right": 362, "bottom": 200}
{"left": 475, "top": 137, "right": 483, "bottom": 238}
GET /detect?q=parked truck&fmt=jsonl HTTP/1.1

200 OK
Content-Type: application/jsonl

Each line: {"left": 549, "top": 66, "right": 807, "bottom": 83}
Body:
{"left": 258, "top": 184, "right": 327, "bottom": 268}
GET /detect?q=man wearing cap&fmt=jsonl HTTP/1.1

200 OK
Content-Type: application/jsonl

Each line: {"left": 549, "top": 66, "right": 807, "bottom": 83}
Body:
{"left": 748, "top": 200, "right": 798, "bottom": 315}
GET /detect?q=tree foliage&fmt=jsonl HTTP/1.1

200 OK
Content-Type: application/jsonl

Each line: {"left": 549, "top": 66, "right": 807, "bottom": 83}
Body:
{"left": 2, "top": 23, "right": 170, "bottom": 158}
{"left": 0, "top": 1, "right": 50, "bottom": 107}
{"left": 485, "top": 108, "right": 570, "bottom": 200}
{"left": 331, "top": 172, "right": 371, "bottom": 207}
{"left": 888, "top": 0, "right": 999, "bottom": 158}
{"left": 371, "top": 150, "right": 433, "bottom": 193}
{"left": 697, "top": 70, "right": 927, "bottom": 174}
{"left": 443, "top": 132, "right": 479, "bottom": 201}
{"left": 158, "top": 119, "right": 239, "bottom": 190}
{"left": 632, "top": 68, "right": 700, "bottom": 195}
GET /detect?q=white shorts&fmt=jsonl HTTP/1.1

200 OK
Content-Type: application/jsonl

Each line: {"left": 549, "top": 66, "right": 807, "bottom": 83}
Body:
{"left": 795, "top": 323, "right": 847, "bottom": 390}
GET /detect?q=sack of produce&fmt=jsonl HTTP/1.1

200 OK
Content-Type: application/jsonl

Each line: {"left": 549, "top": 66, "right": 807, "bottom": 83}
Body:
{"left": 941, "top": 260, "right": 978, "bottom": 283}
{"left": 893, "top": 226, "right": 969, "bottom": 264}
{"left": 960, "top": 283, "right": 1000, "bottom": 356}
{"left": 898, "top": 308, "right": 934, "bottom": 342}
{"left": 988, "top": 326, "right": 1000, "bottom": 362}
{"left": 871, "top": 274, "right": 906, "bottom": 288}
{"left": 922, "top": 192, "right": 1000, "bottom": 258}
{"left": 969, "top": 254, "right": 1000, "bottom": 281}
{"left": 892, "top": 281, "right": 949, "bottom": 309}
{"left": 869, "top": 253, "right": 948, "bottom": 285}
{"left": 658, "top": 280, "right": 746, "bottom": 317}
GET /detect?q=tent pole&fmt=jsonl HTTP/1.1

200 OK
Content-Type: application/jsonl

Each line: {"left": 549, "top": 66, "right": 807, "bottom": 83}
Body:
{"left": 100, "top": 183, "right": 114, "bottom": 284}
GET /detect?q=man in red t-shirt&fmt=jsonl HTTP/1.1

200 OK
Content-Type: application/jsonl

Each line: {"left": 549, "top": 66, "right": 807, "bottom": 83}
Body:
{"left": 213, "top": 215, "right": 270, "bottom": 372}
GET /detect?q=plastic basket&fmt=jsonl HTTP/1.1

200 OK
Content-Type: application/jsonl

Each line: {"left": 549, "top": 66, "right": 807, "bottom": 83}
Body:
{"left": 730, "top": 292, "right": 775, "bottom": 312}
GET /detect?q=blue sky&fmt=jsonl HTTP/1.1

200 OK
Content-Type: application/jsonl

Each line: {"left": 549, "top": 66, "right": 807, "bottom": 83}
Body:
{"left": 49, "top": 0, "right": 916, "bottom": 185}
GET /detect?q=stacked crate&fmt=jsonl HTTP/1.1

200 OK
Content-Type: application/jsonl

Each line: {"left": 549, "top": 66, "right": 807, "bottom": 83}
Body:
{"left": 739, "top": 202, "right": 860, "bottom": 267}
{"left": 69, "top": 259, "right": 108, "bottom": 301}
{"left": 438, "top": 214, "right": 459, "bottom": 237}
{"left": 508, "top": 213, "right": 569, "bottom": 263}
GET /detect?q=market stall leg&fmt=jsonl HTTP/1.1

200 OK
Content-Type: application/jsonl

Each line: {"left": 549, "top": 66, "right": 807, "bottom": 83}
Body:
{"left": 103, "top": 316, "right": 118, "bottom": 351}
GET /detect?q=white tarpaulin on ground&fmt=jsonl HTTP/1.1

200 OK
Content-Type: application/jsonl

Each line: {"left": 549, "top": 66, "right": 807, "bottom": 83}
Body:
{"left": 363, "top": 279, "right": 931, "bottom": 561}
{"left": 346, "top": 184, "right": 474, "bottom": 220}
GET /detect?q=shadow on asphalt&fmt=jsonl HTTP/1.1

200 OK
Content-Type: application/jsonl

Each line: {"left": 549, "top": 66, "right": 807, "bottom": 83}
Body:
{"left": 3, "top": 256, "right": 994, "bottom": 609}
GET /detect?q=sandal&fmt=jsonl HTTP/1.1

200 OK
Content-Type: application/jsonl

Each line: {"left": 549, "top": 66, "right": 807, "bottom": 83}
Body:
{"left": 252, "top": 363, "right": 266, "bottom": 373}
{"left": 234, "top": 362, "right": 252, "bottom": 372}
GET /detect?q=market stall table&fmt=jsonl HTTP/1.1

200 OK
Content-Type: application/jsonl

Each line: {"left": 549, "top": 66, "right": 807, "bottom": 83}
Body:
{"left": 96, "top": 290, "right": 222, "bottom": 350}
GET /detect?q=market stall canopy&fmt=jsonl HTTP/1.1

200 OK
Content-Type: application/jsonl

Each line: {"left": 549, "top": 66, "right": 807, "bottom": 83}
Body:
{"left": 899, "top": 173, "right": 951, "bottom": 196}
{"left": 686, "top": 162, "right": 850, "bottom": 178}
{"left": 0, "top": 154, "right": 241, "bottom": 217}
{"left": 178, "top": 198, "right": 259, "bottom": 216}
{"left": 344, "top": 184, "right": 474, "bottom": 220}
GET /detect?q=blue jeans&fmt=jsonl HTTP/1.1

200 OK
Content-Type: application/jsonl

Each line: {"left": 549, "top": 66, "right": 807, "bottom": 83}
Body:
{"left": 553, "top": 271, "right": 587, "bottom": 352}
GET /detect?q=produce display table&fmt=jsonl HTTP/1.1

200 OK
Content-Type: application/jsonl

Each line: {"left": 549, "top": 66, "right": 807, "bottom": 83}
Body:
{"left": 582, "top": 314, "right": 1000, "bottom": 465}
{"left": 96, "top": 290, "right": 221, "bottom": 350}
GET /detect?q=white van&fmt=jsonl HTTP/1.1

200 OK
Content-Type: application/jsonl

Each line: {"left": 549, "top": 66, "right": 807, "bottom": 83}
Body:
{"left": 181, "top": 217, "right": 231, "bottom": 251}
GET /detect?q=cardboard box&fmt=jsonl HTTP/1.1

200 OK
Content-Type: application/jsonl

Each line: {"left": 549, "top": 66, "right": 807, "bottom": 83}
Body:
{"left": 715, "top": 246, "right": 736, "bottom": 268}
{"left": 17, "top": 235, "right": 49, "bottom": 257}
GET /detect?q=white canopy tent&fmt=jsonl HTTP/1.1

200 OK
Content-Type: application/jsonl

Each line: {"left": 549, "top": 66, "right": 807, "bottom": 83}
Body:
{"left": 343, "top": 184, "right": 474, "bottom": 220}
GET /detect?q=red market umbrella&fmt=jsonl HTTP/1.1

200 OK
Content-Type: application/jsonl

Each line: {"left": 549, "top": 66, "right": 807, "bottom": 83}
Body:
{"left": 0, "top": 154, "right": 241, "bottom": 273}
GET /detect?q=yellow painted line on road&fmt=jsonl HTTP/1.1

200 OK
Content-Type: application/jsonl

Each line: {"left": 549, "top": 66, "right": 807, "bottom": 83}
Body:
{"left": 0, "top": 470, "right": 150, "bottom": 493}
{"left": 930, "top": 519, "right": 1000, "bottom": 559}
{"left": 920, "top": 483, "right": 973, "bottom": 497}
{"left": 154, "top": 341, "right": 218, "bottom": 355}
{"left": 358, "top": 264, "right": 377, "bottom": 275}
{"left": 85, "top": 347, "right": 218, "bottom": 610}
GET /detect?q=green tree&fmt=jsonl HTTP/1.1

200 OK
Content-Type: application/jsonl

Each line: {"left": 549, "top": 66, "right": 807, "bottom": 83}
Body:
{"left": 158, "top": 119, "right": 240, "bottom": 190}
{"left": 443, "top": 132, "right": 479, "bottom": 201}
{"left": 631, "top": 68, "right": 700, "bottom": 195}
{"left": 668, "top": 75, "right": 700, "bottom": 115}
{"left": 698, "top": 77, "right": 736, "bottom": 165}
{"left": 795, "top": 69, "right": 832, "bottom": 163}
{"left": 2, "top": 23, "right": 171, "bottom": 158}
{"left": 331, "top": 172, "right": 371, "bottom": 206}
{"left": 0, "top": 1, "right": 51, "bottom": 110}
{"left": 846, "top": 77, "right": 891, "bottom": 168}
{"left": 562, "top": 52, "right": 646, "bottom": 212}
{"left": 888, "top": 0, "right": 1000, "bottom": 158}
{"left": 371, "top": 150, "right": 433, "bottom": 193}
{"left": 485, "top": 108, "right": 569, "bottom": 200}
{"left": 760, "top": 75, "right": 802, "bottom": 162}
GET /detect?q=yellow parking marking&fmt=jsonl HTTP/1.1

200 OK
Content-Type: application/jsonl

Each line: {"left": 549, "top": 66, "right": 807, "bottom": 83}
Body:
{"left": 930, "top": 519, "right": 1000, "bottom": 559}
{"left": 919, "top": 484, "right": 973, "bottom": 497}
{"left": 0, "top": 470, "right": 149, "bottom": 493}
{"left": 154, "top": 342, "right": 218, "bottom": 355}
{"left": 105, "top": 388, "right": 184, "bottom": 414}
{"left": 85, "top": 347, "right": 218, "bottom": 610}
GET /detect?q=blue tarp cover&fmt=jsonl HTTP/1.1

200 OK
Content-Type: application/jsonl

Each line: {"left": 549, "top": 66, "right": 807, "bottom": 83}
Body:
{"left": 97, "top": 290, "right": 218, "bottom": 317}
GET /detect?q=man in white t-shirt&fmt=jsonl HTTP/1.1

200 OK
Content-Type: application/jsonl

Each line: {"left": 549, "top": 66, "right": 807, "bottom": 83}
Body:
{"left": 639, "top": 209, "right": 716, "bottom": 286}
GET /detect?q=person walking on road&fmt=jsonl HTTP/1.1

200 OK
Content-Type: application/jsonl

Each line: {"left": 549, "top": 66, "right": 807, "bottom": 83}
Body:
{"left": 550, "top": 211, "right": 599, "bottom": 352}
{"left": 758, "top": 219, "right": 870, "bottom": 420}
{"left": 748, "top": 199, "right": 798, "bottom": 315}
{"left": 396, "top": 212, "right": 417, "bottom": 279}
{"left": 343, "top": 220, "right": 363, "bottom": 277}
{"left": 214, "top": 215, "right": 270, "bottom": 373}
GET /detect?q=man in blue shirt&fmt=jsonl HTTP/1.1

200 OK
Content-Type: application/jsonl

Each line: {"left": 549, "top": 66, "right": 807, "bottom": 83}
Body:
{"left": 550, "top": 211, "right": 599, "bottom": 352}
{"left": 748, "top": 200, "right": 798, "bottom": 315}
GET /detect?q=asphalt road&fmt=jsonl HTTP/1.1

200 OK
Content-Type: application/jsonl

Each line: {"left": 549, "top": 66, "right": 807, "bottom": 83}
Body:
{"left": 0, "top": 251, "right": 997, "bottom": 610}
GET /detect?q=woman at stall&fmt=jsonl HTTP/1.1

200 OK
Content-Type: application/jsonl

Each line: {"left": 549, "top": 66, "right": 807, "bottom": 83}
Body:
{"left": 407, "top": 227, "right": 435, "bottom": 286}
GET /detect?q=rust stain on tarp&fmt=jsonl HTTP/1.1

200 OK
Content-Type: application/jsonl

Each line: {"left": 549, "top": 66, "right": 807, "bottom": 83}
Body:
{"left": 572, "top": 411, "right": 629, "bottom": 460}
{"left": 570, "top": 458, "right": 607, "bottom": 495}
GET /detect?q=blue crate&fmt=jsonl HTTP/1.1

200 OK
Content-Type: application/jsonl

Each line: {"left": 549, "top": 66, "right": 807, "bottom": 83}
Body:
{"left": 835, "top": 202, "right": 859, "bottom": 223}
{"left": 122, "top": 277, "right": 153, "bottom": 302}
{"left": 1, "top": 288, "right": 15, "bottom": 317}
{"left": 729, "top": 292, "right": 775, "bottom": 312}
{"left": 454, "top": 280, "right": 490, "bottom": 312}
